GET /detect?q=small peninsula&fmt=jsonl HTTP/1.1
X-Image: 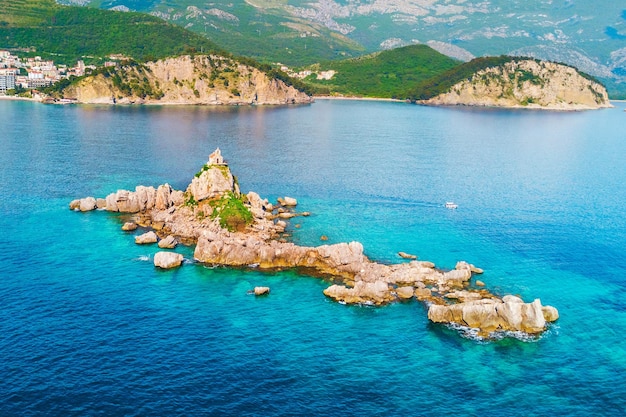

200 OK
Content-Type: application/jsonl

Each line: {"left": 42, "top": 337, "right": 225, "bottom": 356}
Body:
{"left": 56, "top": 55, "right": 312, "bottom": 105}
{"left": 417, "top": 58, "right": 611, "bottom": 110}
{"left": 71, "top": 149, "right": 559, "bottom": 339}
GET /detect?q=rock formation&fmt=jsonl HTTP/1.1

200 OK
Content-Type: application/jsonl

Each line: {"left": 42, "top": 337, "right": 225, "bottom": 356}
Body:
{"left": 421, "top": 59, "right": 612, "bottom": 110}
{"left": 253, "top": 287, "right": 271, "bottom": 296}
{"left": 122, "top": 222, "right": 138, "bottom": 231}
{"left": 428, "top": 297, "right": 549, "bottom": 335}
{"left": 158, "top": 235, "right": 178, "bottom": 249}
{"left": 135, "top": 231, "right": 158, "bottom": 245}
{"left": 71, "top": 148, "right": 559, "bottom": 339}
{"left": 154, "top": 251, "right": 184, "bottom": 269}
{"left": 61, "top": 55, "right": 312, "bottom": 106}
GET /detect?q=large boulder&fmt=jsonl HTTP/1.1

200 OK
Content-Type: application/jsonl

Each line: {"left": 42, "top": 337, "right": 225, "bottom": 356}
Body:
{"left": 414, "top": 287, "right": 432, "bottom": 300}
{"left": 122, "top": 222, "right": 138, "bottom": 231}
{"left": 135, "top": 231, "right": 158, "bottom": 244}
{"left": 323, "top": 281, "right": 393, "bottom": 305}
{"left": 317, "top": 242, "right": 364, "bottom": 268}
{"left": 542, "top": 305, "right": 560, "bottom": 322}
{"left": 253, "top": 286, "right": 270, "bottom": 296}
{"left": 105, "top": 192, "right": 119, "bottom": 212}
{"left": 135, "top": 186, "right": 157, "bottom": 211}
{"left": 158, "top": 235, "right": 178, "bottom": 249}
{"left": 428, "top": 297, "right": 556, "bottom": 334}
{"left": 155, "top": 183, "right": 173, "bottom": 210}
{"left": 79, "top": 197, "right": 97, "bottom": 212}
{"left": 396, "top": 286, "right": 415, "bottom": 299}
{"left": 278, "top": 196, "right": 297, "bottom": 207}
{"left": 154, "top": 251, "right": 184, "bottom": 269}
{"left": 115, "top": 190, "right": 140, "bottom": 213}
{"left": 443, "top": 263, "right": 472, "bottom": 283}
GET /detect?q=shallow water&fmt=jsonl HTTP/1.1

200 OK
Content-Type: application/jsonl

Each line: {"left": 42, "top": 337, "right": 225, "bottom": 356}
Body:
{"left": 1, "top": 100, "right": 625, "bottom": 415}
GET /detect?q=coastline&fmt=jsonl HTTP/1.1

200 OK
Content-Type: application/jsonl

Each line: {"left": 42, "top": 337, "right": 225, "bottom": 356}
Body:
{"left": 417, "top": 101, "right": 613, "bottom": 112}
{"left": 313, "top": 95, "right": 406, "bottom": 103}
{"left": 0, "top": 95, "right": 40, "bottom": 102}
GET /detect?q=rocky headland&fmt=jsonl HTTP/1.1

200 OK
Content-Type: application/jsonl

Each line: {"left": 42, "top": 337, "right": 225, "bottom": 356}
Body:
{"left": 421, "top": 59, "right": 611, "bottom": 110}
{"left": 71, "top": 148, "right": 559, "bottom": 339}
{"left": 60, "top": 55, "right": 312, "bottom": 105}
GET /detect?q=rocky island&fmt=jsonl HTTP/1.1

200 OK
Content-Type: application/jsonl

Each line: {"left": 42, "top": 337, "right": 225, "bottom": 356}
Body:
{"left": 71, "top": 149, "right": 559, "bottom": 339}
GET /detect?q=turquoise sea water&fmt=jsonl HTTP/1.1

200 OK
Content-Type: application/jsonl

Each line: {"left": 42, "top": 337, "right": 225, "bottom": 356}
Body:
{"left": 1, "top": 99, "right": 625, "bottom": 416}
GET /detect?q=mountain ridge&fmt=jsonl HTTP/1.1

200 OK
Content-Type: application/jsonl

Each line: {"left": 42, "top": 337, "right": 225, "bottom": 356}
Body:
{"left": 64, "top": 0, "right": 626, "bottom": 97}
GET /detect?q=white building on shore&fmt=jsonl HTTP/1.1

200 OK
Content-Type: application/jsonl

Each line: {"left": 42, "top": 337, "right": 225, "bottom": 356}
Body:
{"left": 0, "top": 68, "right": 17, "bottom": 93}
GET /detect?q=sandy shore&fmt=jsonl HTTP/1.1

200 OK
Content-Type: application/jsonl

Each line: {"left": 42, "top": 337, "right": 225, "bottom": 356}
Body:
{"left": 0, "top": 95, "right": 39, "bottom": 102}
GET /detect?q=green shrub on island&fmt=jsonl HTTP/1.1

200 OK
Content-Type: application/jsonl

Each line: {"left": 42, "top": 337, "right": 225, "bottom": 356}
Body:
{"left": 209, "top": 192, "right": 253, "bottom": 232}
{"left": 183, "top": 192, "right": 198, "bottom": 208}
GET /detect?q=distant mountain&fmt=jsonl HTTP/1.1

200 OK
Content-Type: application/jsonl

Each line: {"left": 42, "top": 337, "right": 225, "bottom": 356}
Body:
{"left": 62, "top": 0, "right": 626, "bottom": 98}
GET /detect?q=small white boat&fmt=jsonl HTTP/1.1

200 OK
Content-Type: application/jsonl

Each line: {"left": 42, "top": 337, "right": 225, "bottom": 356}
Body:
{"left": 445, "top": 202, "right": 458, "bottom": 209}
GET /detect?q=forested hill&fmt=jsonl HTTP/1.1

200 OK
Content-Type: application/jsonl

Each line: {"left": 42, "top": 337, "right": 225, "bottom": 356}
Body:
{"left": 0, "top": 0, "right": 223, "bottom": 64}
{"left": 304, "top": 45, "right": 459, "bottom": 98}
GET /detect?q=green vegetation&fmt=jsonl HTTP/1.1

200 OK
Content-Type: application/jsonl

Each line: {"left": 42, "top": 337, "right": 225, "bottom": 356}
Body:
{"left": 0, "top": 0, "right": 311, "bottom": 95}
{"left": 0, "top": 0, "right": 223, "bottom": 65}
{"left": 406, "top": 56, "right": 522, "bottom": 101}
{"left": 209, "top": 192, "right": 253, "bottom": 232}
{"left": 303, "top": 45, "right": 459, "bottom": 98}
{"left": 195, "top": 164, "right": 212, "bottom": 178}
{"left": 184, "top": 192, "right": 198, "bottom": 207}
{"left": 194, "top": 164, "right": 232, "bottom": 180}
{"left": 43, "top": 61, "right": 165, "bottom": 99}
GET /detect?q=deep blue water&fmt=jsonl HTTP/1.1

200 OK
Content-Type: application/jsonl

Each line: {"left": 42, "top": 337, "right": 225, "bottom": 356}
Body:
{"left": 1, "top": 99, "right": 625, "bottom": 416}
